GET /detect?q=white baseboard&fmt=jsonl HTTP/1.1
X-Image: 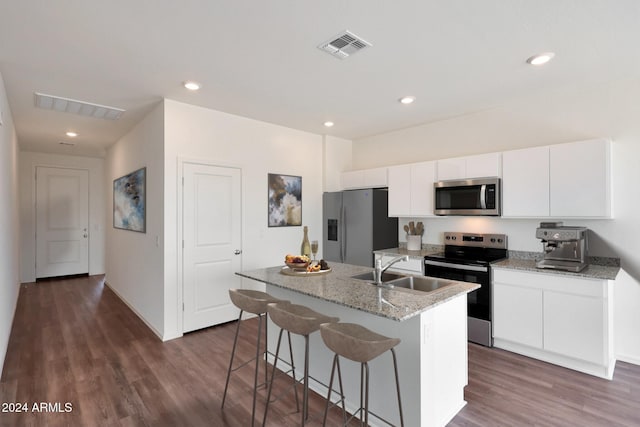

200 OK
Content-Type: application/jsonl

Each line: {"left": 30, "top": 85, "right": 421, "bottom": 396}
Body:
{"left": 0, "top": 281, "right": 21, "bottom": 377}
{"left": 104, "top": 280, "right": 164, "bottom": 341}
{"left": 616, "top": 353, "right": 640, "bottom": 366}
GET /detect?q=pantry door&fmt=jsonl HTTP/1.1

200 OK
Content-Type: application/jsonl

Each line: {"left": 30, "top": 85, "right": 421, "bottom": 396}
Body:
{"left": 35, "top": 167, "right": 89, "bottom": 278}
{"left": 182, "top": 162, "right": 242, "bottom": 332}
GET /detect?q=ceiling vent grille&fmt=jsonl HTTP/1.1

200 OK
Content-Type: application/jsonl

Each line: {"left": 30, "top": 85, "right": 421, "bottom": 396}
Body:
{"left": 34, "top": 92, "right": 125, "bottom": 120}
{"left": 318, "top": 30, "right": 372, "bottom": 60}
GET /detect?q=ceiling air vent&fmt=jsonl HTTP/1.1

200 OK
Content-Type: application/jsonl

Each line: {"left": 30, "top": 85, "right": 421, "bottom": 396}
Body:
{"left": 34, "top": 92, "right": 125, "bottom": 120}
{"left": 318, "top": 30, "right": 372, "bottom": 60}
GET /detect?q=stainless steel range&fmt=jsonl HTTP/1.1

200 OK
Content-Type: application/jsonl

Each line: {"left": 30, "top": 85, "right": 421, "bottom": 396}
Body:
{"left": 424, "top": 232, "right": 507, "bottom": 347}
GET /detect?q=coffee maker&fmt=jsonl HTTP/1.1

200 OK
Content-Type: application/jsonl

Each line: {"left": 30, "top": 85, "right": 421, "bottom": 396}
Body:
{"left": 535, "top": 222, "right": 589, "bottom": 272}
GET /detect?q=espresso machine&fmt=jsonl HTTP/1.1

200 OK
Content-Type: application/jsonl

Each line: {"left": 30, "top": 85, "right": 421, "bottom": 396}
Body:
{"left": 535, "top": 222, "right": 589, "bottom": 272}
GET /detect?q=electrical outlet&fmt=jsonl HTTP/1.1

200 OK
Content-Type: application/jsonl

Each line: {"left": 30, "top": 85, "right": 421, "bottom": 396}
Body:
{"left": 0, "top": 110, "right": 4, "bottom": 126}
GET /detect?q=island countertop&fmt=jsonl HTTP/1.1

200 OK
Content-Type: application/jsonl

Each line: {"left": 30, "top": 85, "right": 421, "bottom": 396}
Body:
{"left": 237, "top": 262, "right": 479, "bottom": 322}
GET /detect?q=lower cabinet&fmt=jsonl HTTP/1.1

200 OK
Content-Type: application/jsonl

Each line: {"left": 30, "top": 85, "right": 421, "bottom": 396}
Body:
{"left": 493, "top": 283, "right": 543, "bottom": 348}
{"left": 492, "top": 268, "right": 614, "bottom": 379}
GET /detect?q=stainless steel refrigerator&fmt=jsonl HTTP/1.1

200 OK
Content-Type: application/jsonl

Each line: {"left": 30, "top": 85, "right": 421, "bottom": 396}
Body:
{"left": 323, "top": 189, "right": 398, "bottom": 267}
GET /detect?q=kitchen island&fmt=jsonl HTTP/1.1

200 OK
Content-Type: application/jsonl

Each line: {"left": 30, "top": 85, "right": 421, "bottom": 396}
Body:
{"left": 237, "top": 262, "right": 479, "bottom": 427}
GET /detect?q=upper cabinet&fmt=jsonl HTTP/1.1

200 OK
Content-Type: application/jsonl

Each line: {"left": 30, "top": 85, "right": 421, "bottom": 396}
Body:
{"left": 502, "top": 146, "right": 550, "bottom": 217}
{"left": 388, "top": 161, "right": 437, "bottom": 217}
{"left": 436, "top": 152, "right": 502, "bottom": 181}
{"left": 502, "top": 138, "right": 612, "bottom": 218}
{"left": 549, "top": 139, "right": 611, "bottom": 218}
{"left": 341, "top": 167, "right": 388, "bottom": 190}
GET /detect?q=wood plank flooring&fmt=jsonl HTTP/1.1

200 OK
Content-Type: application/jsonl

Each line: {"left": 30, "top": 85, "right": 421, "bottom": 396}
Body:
{"left": 1, "top": 275, "right": 639, "bottom": 427}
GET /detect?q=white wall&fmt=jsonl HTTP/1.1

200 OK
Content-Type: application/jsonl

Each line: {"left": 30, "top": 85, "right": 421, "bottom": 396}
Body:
{"left": 163, "top": 99, "right": 324, "bottom": 340}
{"left": 104, "top": 102, "right": 165, "bottom": 338}
{"left": 351, "top": 78, "right": 640, "bottom": 364}
{"left": 19, "top": 152, "right": 105, "bottom": 283}
{"left": 0, "top": 72, "right": 20, "bottom": 375}
{"left": 323, "top": 135, "right": 352, "bottom": 192}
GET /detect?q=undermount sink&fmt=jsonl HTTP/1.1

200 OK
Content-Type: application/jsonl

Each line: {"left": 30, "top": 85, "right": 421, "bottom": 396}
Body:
{"left": 351, "top": 271, "right": 405, "bottom": 283}
{"left": 351, "top": 271, "right": 455, "bottom": 293}
{"left": 384, "top": 276, "right": 456, "bottom": 293}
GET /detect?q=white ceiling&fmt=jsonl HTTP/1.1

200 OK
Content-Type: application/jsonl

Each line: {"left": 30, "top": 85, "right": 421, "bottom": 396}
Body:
{"left": 1, "top": 1, "right": 639, "bottom": 158}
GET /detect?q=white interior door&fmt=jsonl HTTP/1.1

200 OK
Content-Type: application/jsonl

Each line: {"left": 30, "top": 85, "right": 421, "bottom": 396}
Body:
{"left": 183, "top": 163, "right": 242, "bottom": 332}
{"left": 36, "top": 167, "right": 89, "bottom": 278}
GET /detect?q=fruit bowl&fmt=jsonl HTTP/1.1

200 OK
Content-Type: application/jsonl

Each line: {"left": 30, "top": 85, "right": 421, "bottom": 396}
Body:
{"left": 285, "top": 261, "right": 309, "bottom": 270}
{"left": 284, "top": 254, "right": 310, "bottom": 270}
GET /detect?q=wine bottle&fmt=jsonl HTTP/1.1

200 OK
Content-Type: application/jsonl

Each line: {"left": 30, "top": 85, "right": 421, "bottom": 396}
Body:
{"left": 301, "top": 226, "right": 311, "bottom": 257}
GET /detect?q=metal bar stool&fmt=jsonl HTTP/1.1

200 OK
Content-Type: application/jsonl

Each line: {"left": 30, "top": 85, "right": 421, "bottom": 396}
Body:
{"left": 263, "top": 302, "right": 339, "bottom": 427}
{"left": 320, "top": 322, "right": 404, "bottom": 427}
{"left": 221, "top": 289, "right": 292, "bottom": 427}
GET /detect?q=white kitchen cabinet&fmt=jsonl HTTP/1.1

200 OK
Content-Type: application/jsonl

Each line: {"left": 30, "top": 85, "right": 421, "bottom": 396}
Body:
{"left": 436, "top": 152, "right": 501, "bottom": 181}
{"left": 410, "top": 161, "right": 437, "bottom": 216}
{"left": 492, "top": 268, "right": 614, "bottom": 379}
{"left": 341, "top": 167, "right": 388, "bottom": 190}
{"left": 436, "top": 157, "right": 466, "bottom": 181}
{"left": 550, "top": 138, "right": 611, "bottom": 218}
{"left": 502, "top": 146, "right": 550, "bottom": 217}
{"left": 387, "top": 165, "right": 411, "bottom": 216}
{"left": 544, "top": 291, "right": 605, "bottom": 365}
{"left": 388, "top": 161, "right": 436, "bottom": 217}
{"left": 493, "top": 282, "right": 543, "bottom": 348}
{"left": 466, "top": 153, "right": 502, "bottom": 179}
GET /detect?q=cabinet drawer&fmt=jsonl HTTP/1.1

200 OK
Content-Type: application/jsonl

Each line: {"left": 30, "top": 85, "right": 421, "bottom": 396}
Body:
{"left": 492, "top": 268, "right": 606, "bottom": 298}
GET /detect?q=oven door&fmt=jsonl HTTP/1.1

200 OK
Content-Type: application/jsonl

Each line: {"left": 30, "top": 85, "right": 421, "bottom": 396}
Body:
{"left": 424, "top": 259, "right": 493, "bottom": 346}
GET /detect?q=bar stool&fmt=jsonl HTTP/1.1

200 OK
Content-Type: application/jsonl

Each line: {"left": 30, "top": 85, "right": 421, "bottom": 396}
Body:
{"left": 320, "top": 322, "right": 404, "bottom": 427}
{"left": 221, "top": 289, "right": 290, "bottom": 427}
{"left": 263, "top": 302, "right": 339, "bottom": 426}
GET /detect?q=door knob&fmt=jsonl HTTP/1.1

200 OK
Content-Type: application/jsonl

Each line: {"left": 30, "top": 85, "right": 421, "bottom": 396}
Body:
{"left": 234, "top": 249, "right": 242, "bottom": 255}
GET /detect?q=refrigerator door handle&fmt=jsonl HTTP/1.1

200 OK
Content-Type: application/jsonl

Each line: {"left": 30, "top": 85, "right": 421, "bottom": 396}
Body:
{"left": 340, "top": 204, "right": 346, "bottom": 263}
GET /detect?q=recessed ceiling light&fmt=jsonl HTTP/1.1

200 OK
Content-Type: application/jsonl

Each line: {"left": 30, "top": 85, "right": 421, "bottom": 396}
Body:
{"left": 66, "top": 131, "right": 78, "bottom": 137}
{"left": 324, "top": 121, "right": 334, "bottom": 127}
{"left": 526, "top": 52, "right": 555, "bottom": 66}
{"left": 183, "top": 81, "right": 201, "bottom": 91}
{"left": 399, "top": 96, "right": 416, "bottom": 105}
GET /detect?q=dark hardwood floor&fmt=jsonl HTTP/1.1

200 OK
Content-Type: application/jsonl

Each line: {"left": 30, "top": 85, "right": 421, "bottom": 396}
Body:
{"left": 1, "top": 275, "right": 639, "bottom": 427}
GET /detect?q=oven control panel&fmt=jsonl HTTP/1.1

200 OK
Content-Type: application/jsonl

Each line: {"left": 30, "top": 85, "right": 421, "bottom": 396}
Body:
{"left": 443, "top": 232, "right": 507, "bottom": 249}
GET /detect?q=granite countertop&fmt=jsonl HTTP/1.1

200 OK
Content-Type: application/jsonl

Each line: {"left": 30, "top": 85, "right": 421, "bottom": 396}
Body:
{"left": 237, "top": 262, "right": 478, "bottom": 322}
{"left": 376, "top": 246, "right": 621, "bottom": 281}
{"left": 492, "top": 258, "right": 620, "bottom": 281}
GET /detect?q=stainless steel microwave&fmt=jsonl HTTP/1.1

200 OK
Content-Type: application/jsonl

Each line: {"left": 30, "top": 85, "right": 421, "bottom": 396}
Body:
{"left": 434, "top": 177, "right": 501, "bottom": 216}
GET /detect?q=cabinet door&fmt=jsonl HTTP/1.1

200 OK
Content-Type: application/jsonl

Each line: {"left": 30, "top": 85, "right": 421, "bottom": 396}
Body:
{"left": 493, "top": 283, "right": 543, "bottom": 348}
{"left": 502, "top": 146, "right": 550, "bottom": 217}
{"left": 465, "top": 153, "right": 502, "bottom": 178}
{"left": 550, "top": 139, "right": 611, "bottom": 217}
{"left": 341, "top": 171, "right": 364, "bottom": 190}
{"left": 410, "top": 161, "right": 436, "bottom": 216}
{"left": 436, "top": 158, "right": 466, "bottom": 181}
{"left": 362, "top": 167, "right": 388, "bottom": 188}
{"left": 543, "top": 291, "right": 605, "bottom": 364}
{"left": 387, "top": 165, "right": 411, "bottom": 217}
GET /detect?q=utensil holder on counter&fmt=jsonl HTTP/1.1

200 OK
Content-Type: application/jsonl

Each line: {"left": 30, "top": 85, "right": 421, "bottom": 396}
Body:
{"left": 406, "top": 235, "right": 422, "bottom": 251}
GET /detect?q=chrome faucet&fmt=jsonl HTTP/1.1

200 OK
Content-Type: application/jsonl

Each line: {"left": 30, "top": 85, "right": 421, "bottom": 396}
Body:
{"left": 374, "top": 255, "right": 409, "bottom": 285}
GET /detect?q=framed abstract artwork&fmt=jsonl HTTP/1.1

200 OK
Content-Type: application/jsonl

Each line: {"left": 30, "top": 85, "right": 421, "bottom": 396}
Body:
{"left": 113, "top": 167, "right": 146, "bottom": 232}
{"left": 268, "top": 173, "right": 301, "bottom": 227}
